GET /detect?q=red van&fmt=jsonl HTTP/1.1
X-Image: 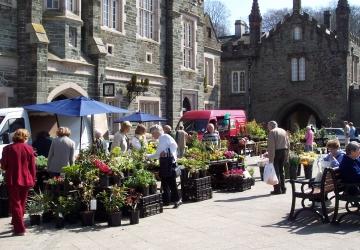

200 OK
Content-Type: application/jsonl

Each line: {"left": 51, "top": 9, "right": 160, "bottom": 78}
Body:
{"left": 177, "top": 110, "right": 247, "bottom": 142}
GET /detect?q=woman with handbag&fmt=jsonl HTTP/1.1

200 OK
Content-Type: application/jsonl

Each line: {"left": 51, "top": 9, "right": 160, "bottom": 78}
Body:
{"left": 147, "top": 125, "right": 182, "bottom": 208}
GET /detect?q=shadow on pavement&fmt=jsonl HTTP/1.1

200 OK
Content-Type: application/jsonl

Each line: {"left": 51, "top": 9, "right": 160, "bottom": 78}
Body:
{"left": 262, "top": 213, "right": 360, "bottom": 235}
{"left": 214, "top": 193, "right": 272, "bottom": 202}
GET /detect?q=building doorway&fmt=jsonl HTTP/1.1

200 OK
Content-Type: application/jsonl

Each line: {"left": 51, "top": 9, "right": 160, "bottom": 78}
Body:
{"left": 183, "top": 97, "right": 191, "bottom": 113}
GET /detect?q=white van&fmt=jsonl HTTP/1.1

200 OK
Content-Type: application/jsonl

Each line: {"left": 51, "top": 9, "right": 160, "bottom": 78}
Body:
{"left": 0, "top": 108, "right": 93, "bottom": 158}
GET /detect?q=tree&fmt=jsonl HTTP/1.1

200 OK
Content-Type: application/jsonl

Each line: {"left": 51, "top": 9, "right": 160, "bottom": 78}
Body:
{"left": 204, "top": 0, "right": 231, "bottom": 37}
{"left": 261, "top": 5, "right": 360, "bottom": 36}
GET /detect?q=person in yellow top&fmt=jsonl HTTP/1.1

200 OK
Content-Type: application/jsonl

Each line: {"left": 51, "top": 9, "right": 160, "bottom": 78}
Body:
{"left": 266, "top": 121, "right": 290, "bottom": 195}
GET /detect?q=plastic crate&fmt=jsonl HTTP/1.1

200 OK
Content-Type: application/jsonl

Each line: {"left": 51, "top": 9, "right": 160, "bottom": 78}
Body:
{"left": 182, "top": 187, "right": 213, "bottom": 202}
{"left": 181, "top": 176, "right": 211, "bottom": 191}
{"left": 140, "top": 193, "right": 162, "bottom": 207}
{"left": 140, "top": 202, "right": 163, "bottom": 218}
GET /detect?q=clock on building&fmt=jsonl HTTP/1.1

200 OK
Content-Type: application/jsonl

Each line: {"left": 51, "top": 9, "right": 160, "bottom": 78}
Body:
{"left": 103, "top": 83, "right": 115, "bottom": 97}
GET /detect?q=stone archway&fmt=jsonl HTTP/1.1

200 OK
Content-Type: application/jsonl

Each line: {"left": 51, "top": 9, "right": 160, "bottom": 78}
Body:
{"left": 278, "top": 103, "right": 322, "bottom": 131}
{"left": 47, "top": 83, "right": 88, "bottom": 102}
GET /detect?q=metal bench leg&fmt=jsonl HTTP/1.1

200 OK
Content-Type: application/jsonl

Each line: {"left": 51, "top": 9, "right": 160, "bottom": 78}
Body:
{"left": 288, "top": 186, "right": 296, "bottom": 221}
{"left": 321, "top": 200, "right": 329, "bottom": 223}
{"left": 332, "top": 197, "right": 340, "bottom": 224}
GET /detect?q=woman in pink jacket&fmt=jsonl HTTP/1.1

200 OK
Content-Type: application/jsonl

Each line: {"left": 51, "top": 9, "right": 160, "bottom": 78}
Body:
{"left": 304, "top": 126, "right": 314, "bottom": 152}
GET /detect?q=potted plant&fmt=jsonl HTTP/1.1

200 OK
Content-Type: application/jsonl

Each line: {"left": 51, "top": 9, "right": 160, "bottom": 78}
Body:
{"left": 289, "top": 152, "right": 300, "bottom": 180}
{"left": 79, "top": 169, "right": 98, "bottom": 226}
{"left": 245, "top": 120, "right": 267, "bottom": 142}
{"left": 125, "top": 189, "right": 142, "bottom": 225}
{"left": 26, "top": 192, "right": 45, "bottom": 226}
{"left": 97, "top": 186, "right": 126, "bottom": 227}
{"left": 299, "top": 152, "right": 318, "bottom": 179}
{"left": 92, "top": 158, "right": 112, "bottom": 187}
{"left": 56, "top": 195, "right": 80, "bottom": 225}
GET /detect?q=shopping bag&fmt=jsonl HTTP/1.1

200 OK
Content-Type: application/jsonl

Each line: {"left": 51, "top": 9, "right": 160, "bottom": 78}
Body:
{"left": 263, "top": 163, "right": 279, "bottom": 185}
{"left": 314, "top": 156, "right": 331, "bottom": 182}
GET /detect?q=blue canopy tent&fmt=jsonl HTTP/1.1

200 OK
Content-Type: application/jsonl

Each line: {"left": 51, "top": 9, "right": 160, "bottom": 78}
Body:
{"left": 24, "top": 96, "right": 129, "bottom": 149}
{"left": 114, "top": 112, "right": 166, "bottom": 123}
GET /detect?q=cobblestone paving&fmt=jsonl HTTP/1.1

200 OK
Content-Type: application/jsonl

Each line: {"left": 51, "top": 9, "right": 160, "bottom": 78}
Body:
{"left": 1, "top": 157, "right": 359, "bottom": 250}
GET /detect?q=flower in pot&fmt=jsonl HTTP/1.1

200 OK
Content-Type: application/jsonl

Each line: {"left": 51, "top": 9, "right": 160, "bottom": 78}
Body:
{"left": 97, "top": 186, "right": 126, "bottom": 227}
{"left": 126, "top": 188, "right": 142, "bottom": 225}
{"left": 79, "top": 170, "right": 98, "bottom": 226}
{"left": 245, "top": 120, "right": 267, "bottom": 142}
{"left": 55, "top": 195, "right": 80, "bottom": 226}
{"left": 36, "top": 156, "right": 48, "bottom": 171}
{"left": 27, "top": 192, "right": 45, "bottom": 226}
{"left": 63, "top": 164, "right": 81, "bottom": 186}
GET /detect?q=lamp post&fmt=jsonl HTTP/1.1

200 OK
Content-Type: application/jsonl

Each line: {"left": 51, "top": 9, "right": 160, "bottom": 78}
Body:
{"left": 247, "top": 58, "right": 253, "bottom": 119}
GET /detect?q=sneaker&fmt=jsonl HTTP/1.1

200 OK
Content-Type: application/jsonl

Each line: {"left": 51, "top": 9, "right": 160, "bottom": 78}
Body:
{"left": 173, "top": 200, "right": 183, "bottom": 209}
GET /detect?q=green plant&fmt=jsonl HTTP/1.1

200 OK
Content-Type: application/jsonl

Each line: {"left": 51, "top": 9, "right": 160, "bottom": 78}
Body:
{"left": 97, "top": 186, "right": 126, "bottom": 213}
{"left": 36, "top": 156, "right": 48, "bottom": 170}
{"left": 63, "top": 164, "right": 81, "bottom": 183}
{"left": 289, "top": 151, "right": 300, "bottom": 167}
{"left": 245, "top": 120, "right": 267, "bottom": 140}
{"left": 123, "top": 169, "right": 156, "bottom": 189}
{"left": 27, "top": 192, "right": 45, "bottom": 215}
{"left": 55, "top": 195, "right": 80, "bottom": 217}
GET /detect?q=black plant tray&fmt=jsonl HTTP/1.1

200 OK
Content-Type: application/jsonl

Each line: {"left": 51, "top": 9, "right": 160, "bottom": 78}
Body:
{"left": 182, "top": 187, "right": 213, "bottom": 202}
{"left": 181, "top": 176, "right": 211, "bottom": 191}
{"left": 140, "top": 193, "right": 162, "bottom": 207}
{"left": 140, "top": 202, "right": 163, "bottom": 218}
{"left": 212, "top": 175, "right": 254, "bottom": 192}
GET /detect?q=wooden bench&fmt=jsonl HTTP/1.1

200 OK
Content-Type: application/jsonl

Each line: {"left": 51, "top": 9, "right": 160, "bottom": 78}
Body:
{"left": 289, "top": 168, "right": 336, "bottom": 223}
{"left": 332, "top": 168, "right": 360, "bottom": 224}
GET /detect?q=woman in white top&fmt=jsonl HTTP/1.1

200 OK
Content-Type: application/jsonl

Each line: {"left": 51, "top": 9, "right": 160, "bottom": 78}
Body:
{"left": 111, "top": 121, "right": 132, "bottom": 152}
{"left": 131, "top": 124, "right": 147, "bottom": 150}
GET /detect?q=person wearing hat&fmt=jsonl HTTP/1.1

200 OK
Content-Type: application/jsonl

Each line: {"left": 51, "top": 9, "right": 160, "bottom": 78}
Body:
{"left": 304, "top": 125, "right": 314, "bottom": 152}
{"left": 111, "top": 121, "right": 132, "bottom": 152}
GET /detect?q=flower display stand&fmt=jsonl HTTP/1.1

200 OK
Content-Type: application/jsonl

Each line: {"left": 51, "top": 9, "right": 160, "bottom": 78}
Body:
{"left": 181, "top": 176, "right": 212, "bottom": 202}
{"left": 139, "top": 193, "right": 163, "bottom": 218}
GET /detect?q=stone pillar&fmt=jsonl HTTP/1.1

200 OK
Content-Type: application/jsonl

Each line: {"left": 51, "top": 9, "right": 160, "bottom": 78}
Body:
{"left": 17, "top": 0, "right": 49, "bottom": 105}
{"left": 249, "top": 0, "right": 262, "bottom": 47}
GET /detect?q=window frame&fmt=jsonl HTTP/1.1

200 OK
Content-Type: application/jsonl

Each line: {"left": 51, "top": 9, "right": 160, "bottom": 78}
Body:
{"left": 293, "top": 26, "right": 302, "bottom": 41}
{"left": 352, "top": 56, "right": 359, "bottom": 84}
{"left": 66, "top": 0, "right": 78, "bottom": 14}
{"left": 101, "top": 0, "right": 124, "bottom": 33}
{"left": 231, "top": 70, "right": 246, "bottom": 94}
{"left": 182, "top": 15, "right": 197, "bottom": 70}
{"left": 136, "top": 96, "right": 161, "bottom": 128}
{"left": 46, "top": 0, "right": 60, "bottom": 9}
{"left": 291, "top": 57, "right": 306, "bottom": 82}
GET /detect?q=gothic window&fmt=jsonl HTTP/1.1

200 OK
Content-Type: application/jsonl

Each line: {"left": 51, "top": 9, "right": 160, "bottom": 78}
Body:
{"left": 232, "top": 71, "right": 246, "bottom": 93}
{"left": 204, "top": 57, "right": 214, "bottom": 86}
{"left": 291, "top": 57, "right": 306, "bottom": 81}
{"left": 138, "top": 0, "right": 159, "bottom": 41}
{"left": 293, "top": 26, "right": 302, "bottom": 41}
{"left": 102, "top": 0, "right": 123, "bottom": 32}
{"left": 183, "top": 17, "right": 196, "bottom": 69}
{"left": 46, "top": 0, "right": 59, "bottom": 9}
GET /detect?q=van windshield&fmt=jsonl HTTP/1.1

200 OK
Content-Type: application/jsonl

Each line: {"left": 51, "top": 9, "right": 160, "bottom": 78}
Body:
{"left": 182, "top": 119, "right": 208, "bottom": 133}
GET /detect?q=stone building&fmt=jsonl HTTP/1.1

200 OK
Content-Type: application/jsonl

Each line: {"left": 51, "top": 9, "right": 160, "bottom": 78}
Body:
{"left": 220, "top": 0, "right": 360, "bottom": 130}
{"left": 0, "top": 0, "right": 221, "bottom": 132}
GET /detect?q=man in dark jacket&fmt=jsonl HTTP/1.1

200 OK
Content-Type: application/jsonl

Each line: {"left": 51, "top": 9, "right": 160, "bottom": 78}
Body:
{"left": 339, "top": 141, "right": 360, "bottom": 184}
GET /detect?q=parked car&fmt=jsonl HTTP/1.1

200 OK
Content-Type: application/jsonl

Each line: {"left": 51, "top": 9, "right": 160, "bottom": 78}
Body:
{"left": 323, "top": 128, "right": 345, "bottom": 145}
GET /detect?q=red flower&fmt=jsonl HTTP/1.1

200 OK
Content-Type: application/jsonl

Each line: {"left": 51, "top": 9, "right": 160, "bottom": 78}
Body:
{"left": 224, "top": 169, "right": 244, "bottom": 176}
{"left": 92, "top": 159, "right": 112, "bottom": 174}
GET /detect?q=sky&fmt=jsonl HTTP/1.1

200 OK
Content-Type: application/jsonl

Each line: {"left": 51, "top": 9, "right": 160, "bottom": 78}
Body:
{"left": 218, "top": 0, "right": 360, "bottom": 33}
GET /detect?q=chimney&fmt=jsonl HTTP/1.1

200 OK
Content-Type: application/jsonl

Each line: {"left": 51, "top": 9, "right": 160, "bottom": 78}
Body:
{"left": 235, "top": 20, "right": 247, "bottom": 37}
{"left": 293, "top": 0, "right": 301, "bottom": 14}
{"left": 324, "top": 11, "right": 331, "bottom": 29}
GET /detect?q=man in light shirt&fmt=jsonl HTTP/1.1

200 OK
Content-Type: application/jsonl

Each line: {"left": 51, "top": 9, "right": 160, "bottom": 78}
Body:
{"left": 147, "top": 125, "right": 182, "bottom": 208}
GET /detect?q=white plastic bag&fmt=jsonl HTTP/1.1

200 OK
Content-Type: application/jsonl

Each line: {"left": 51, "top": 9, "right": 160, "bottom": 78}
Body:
{"left": 314, "top": 156, "right": 331, "bottom": 182}
{"left": 263, "top": 163, "right": 279, "bottom": 185}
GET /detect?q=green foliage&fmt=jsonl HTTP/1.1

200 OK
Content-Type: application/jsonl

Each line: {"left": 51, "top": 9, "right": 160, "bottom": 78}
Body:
{"left": 245, "top": 120, "right": 267, "bottom": 140}
{"left": 36, "top": 156, "right": 48, "bottom": 170}
{"left": 55, "top": 195, "right": 80, "bottom": 217}
{"left": 289, "top": 151, "right": 300, "bottom": 166}
{"left": 289, "top": 128, "right": 306, "bottom": 144}
{"left": 63, "top": 164, "right": 81, "bottom": 182}
{"left": 124, "top": 169, "right": 156, "bottom": 188}
{"left": 27, "top": 192, "right": 45, "bottom": 215}
{"left": 97, "top": 186, "right": 126, "bottom": 213}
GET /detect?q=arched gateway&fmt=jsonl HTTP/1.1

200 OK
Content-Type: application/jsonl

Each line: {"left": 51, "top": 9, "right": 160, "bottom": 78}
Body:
{"left": 277, "top": 102, "right": 323, "bottom": 131}
{"left": 47, "top": 83, "right": 88, "bottom": 102}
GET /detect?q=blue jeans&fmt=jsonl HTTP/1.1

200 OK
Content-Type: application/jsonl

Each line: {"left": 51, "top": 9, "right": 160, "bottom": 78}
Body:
{"left": 304, "top": 145, "right": 313, "bottom": 152}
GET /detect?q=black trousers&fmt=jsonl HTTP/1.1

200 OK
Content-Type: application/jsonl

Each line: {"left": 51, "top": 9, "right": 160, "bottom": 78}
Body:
{"left": 161, "top": 176, "right": 180, "bottom": 203}
{"left": 273, "top": 149, "right": 288, "bottom": 192}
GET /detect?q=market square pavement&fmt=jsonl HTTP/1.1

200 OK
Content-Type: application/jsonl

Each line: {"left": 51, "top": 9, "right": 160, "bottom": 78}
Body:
{"left": 1, "top": 156, "right": 359, "bottom": 250}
